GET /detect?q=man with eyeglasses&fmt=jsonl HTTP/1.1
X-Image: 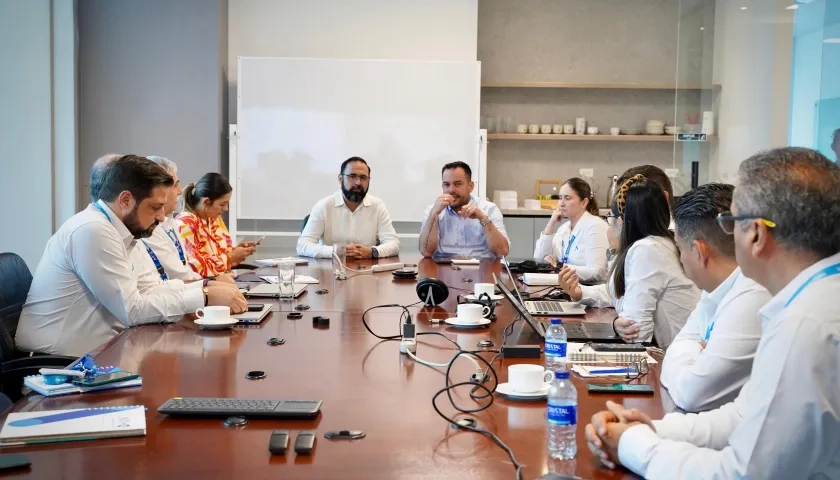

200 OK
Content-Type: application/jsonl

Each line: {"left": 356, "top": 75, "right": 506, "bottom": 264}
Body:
{"left": 297, "top": 157, "right": 399, "bottom": 259}
{"left": 584, "top": 147, "right": 840, "bottom": 479}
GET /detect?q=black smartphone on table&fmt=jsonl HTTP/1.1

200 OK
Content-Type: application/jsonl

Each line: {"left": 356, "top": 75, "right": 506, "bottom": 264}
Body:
{"left": 247, "top": 303, "right": 265, "bottom": 312}
{"left": 0, "top": 454, "right": 31, "bottom": 472}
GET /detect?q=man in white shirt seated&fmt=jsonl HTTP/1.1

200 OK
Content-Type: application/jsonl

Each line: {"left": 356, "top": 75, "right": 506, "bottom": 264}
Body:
{"left": 297, "top": 157, "right": 400, "bottom": 259}
{"left": 16, "top": 155, "right": 247, "bottom": 357}
{"left": 419, "top": 161, "right": 510, "bottom": 258}
{"left": 661, "top": 183, "right": 771, "bottom": 412}
{"left": 585, "top": 147, "right": 840, "bottom": 479}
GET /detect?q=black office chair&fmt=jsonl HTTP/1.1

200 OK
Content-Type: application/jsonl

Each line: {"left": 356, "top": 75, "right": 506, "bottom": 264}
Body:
{"left": 302, "top": 215, "right": 310, "bottom": 231}
{"left": 0, "top": 253, "right": 76, "bottom": 402}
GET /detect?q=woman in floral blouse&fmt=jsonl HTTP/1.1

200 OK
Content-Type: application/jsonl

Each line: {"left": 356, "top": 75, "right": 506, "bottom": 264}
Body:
{"left": 177, "top": 173, "right": 255, "bottom": 277}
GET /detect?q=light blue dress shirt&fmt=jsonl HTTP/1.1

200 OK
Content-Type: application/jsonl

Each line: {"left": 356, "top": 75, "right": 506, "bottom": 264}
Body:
{"left": 422, "top": 195, "right": 509, "bottom": 258}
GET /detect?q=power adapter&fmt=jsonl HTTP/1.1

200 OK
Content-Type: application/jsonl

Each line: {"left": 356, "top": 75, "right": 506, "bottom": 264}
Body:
{"left": 399, "top": 322, "right": 417, "bottom": 354}
{"left": 501, "top": 344, "right": 541, "bottom": 359}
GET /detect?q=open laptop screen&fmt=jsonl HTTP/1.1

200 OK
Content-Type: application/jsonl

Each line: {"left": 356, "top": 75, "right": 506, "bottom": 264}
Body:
{"left": 493, "top": 273, "right": 545, "bottom": 339}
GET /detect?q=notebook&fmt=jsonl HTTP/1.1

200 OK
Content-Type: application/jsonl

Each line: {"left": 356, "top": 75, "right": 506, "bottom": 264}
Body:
{"left": 0, "top": 406, "right": 146, "bottom": 445}
{"left": 24, "top": 375, "right": 143, "bottom": 397}
{"left": 259, "top": 275, "right": 319, "bottom": 284}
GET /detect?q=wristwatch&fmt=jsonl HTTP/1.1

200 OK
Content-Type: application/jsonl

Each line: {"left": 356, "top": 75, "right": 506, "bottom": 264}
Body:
{"left": 480, "top": 217, "right": 492, "bottom": 227}
{"left": 203, "top": 286, "right": 209, "bottom": 306}
{"left": 371, "top": 247, "right": 379, "bottom": 259}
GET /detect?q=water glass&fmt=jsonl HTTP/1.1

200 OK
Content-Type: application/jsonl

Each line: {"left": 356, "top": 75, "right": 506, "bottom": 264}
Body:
{"left": 277, "top": 260, "right": 296, "bottom": 298}
{"left": 333, "top": 243, "right": 347, "bottom": 279}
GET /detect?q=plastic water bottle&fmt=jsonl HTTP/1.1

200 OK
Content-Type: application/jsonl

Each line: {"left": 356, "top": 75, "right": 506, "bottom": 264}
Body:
{"left": 547, "top": 370, "right": 577, "bottom": 459}
{"left": 544, "top": 318, "right": 568, "bottom": 372}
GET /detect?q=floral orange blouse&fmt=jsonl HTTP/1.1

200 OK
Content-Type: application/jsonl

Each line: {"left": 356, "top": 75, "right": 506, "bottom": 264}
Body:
{"left": 176, "top": 212, "right": 235, "bottom": 277}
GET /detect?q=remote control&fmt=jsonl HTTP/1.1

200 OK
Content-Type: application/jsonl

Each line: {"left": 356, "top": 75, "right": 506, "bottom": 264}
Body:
{"left": 269, "top": 430, "right": 289, "bottom": 455}
{"left": 294, "top": 430, "right": 316, "bottom": 455}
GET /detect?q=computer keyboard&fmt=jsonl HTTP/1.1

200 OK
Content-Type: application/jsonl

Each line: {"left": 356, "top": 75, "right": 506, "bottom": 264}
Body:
{"left": 531, "top": 301, "right": 566, "bottom": 313}
{"left": 158, "top": 397, "right": 322, "bottom": 419}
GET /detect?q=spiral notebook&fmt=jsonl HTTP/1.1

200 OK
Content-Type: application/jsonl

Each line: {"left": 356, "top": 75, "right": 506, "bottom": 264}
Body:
{"left": 0, "top": 406, "right": 146, "bottom": 445}
{"left": 24, "top": 375, "right": 143, "bottom": 397}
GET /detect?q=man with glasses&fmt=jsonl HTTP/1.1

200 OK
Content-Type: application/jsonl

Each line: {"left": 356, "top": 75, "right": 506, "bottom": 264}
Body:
{"left": 585, "top": 147, "right": 840, "bottom": 479}
{"left": 297, "top": 157, "right": 399, "bottom": 259}
{"left": 660, "top": 183, "right": 770, "bottom": 412}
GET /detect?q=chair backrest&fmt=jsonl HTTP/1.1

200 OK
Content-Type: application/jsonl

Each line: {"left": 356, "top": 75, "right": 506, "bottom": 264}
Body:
{"left": 301, "top": 215, "right": 310, "bottom": 232}
{"left": 0, "top": 253, "right": 32, "bottom": 310}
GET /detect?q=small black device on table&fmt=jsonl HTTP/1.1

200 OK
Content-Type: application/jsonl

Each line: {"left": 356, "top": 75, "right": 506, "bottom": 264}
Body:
{"left": 294, "top": 431, "right": 317, "bottom": 455}
{"left": 269, "top": 430, "right": 290, "bottom": 455}
{"left": 158, "top": 397, "right": 322, "bottom": 419}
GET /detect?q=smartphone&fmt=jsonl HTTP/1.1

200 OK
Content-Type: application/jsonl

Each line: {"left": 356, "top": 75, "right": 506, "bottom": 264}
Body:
{"left": 247, "top": 303, "right": 265, "bottom": 312}
{"left": 72, "top": 371, "right": 139, "bottom": 387}
{"left": 253, "top": 234, "right": 266, "bottom": 246}
{"left": 587, "top": 383, "right": 654, "bottom": 395}
{"left": 0, "top": 454, "right": 31, "bottom": 471}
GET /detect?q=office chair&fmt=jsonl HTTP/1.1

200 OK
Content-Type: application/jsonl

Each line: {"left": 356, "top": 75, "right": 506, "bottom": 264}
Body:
{"left": 302, "top": 215, "right": 310, "bottom": 231}
{"left": 0, "top": 253, "right": 76, "bottom": 402}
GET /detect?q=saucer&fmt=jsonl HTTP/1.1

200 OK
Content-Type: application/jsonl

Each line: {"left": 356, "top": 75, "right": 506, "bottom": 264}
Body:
{"left": 444, "top": 317, "right": 491, "bottom": 329}
{"left": 195, "top": 318, "right": 238, "bottom": 330}
{"left": 496, "top": 382, "right": 551, "bottom": 400}
{"left": 464, "top": 293, "right": 504, "bottom": 302}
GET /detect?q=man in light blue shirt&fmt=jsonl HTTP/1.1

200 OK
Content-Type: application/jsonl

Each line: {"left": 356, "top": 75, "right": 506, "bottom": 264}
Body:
{"left": 419, "top": 161, "right": 509, "bottom": 258}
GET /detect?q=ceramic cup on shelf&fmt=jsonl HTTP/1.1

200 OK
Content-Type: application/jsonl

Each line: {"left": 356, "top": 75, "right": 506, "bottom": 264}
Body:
{"left": 516, "top": 124, "right": 529, "bottom": 134}
{"left": 587, "top": 126, "right": 599, "bottom": 135}
{"left": 540, "top": 124, "right": 552, "bottom": 134}
{"left": 552, "top": 124, "right": 564, "bottom": 134}
{"left": 564, "top": 124, "right": 575, "bottom": 134}
{"left": 610, "top": 127, "right": 621, "bottom": 136}
{"left": 575, "top": 118, "right": 587, "bottom": 135}
{"left": 528, "top": 124, "right": 540, "bottom": 134}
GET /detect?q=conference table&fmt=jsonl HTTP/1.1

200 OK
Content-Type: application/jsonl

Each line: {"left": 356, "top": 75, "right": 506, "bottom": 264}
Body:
{"left": 1, "top": 256, "right": 674, "bottom": 479}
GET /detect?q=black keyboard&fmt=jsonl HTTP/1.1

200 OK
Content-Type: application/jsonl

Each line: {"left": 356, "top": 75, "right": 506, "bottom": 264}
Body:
{"left": 158, "top": 397, "right": 322, "bottom": 419}
{"left": 537, "top": 320, "right": 619, "bottom": 342}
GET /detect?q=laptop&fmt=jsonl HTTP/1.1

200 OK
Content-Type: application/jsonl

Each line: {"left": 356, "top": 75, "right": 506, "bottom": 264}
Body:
{"left": 244, "top": 283, "right": 308, "bottom": 298}
{"left": 231, "top": 303, "right": 273, "bottom": 324}
{"left": 493, "top": 273, "right": 619, "bottom": 342}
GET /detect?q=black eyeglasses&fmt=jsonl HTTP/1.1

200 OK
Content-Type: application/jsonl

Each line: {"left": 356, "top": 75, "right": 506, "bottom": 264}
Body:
{"left": 716, "top": 211, "right": 776, "bottom": 234}
{"left": 342, "top": 174, "right": 370, "bottom": 183}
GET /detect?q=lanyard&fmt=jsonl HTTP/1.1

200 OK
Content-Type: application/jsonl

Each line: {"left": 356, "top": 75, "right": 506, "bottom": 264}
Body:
{"left": 703, "top": 321, "right": 715, "bottom": 343}
{"left": 142, "top": 241, "right": 168, "bottom": 281}
{"left": 561, "top": 234, "right": 577, "bottom": 264}
{"left": 165, "top": 228, "right": 187, "bottom": 265}
{"left": 784, "top": 262, "right": 840, "bottom": 308}
{"left": 93, "top": 202, "right": 111, "bottom": 222}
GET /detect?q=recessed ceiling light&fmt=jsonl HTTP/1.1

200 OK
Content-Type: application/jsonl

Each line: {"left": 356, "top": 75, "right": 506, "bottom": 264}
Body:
{"left": 786, "top": 4, "right": 799, "bottom": 9}
{"left": 740, "top": 6, "right": 748, "bottom": 10}
{"left": 824, "top": 38, "right": 840, "bottom": 44}
{"left": 700, "top": 27, "right": 705, "bottom": 30}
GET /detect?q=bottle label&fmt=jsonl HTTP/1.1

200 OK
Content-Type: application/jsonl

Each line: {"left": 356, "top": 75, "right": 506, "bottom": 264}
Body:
{"left": 547, "top": 403, "right": 577, "bottom": 426}
{"left": 545, "top": 341, "right": 567, "bottom": 358}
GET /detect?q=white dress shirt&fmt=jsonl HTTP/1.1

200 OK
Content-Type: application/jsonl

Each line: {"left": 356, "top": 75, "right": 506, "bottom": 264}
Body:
{"left": 579, "top": 236, "right": 700, "bottom": 349}
{"left": 618, "top": 251, "right": 840, "bottom": 479}
{"left": 422, "top": 195, "right": 510, "bottom": 259}
{"left": 297, "top": 191, "right": 400, "bottom": 259}
{"left": 15, "top": 201, "right": 204, "bottom": 357}
{"left": 533, "top": 211, "right": 610, "bottom": 283}
{"left": 660, "top": 268, "right": 770, "bottom": 411}
{"left": 138, "top": 217, "right": 202, "bottom": 282}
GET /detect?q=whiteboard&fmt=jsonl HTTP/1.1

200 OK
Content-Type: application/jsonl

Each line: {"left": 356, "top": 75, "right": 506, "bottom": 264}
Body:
{"left": 235, "top": 57, "right": 481, "bottom": 221}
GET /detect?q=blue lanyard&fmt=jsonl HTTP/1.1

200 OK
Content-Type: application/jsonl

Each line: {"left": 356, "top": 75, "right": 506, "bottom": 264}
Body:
{"left": 703, "top": 321, "right": 715, "bottom": 343}
{"left": 561, "top": 234, "right": 577, "bottom": 264}
{"left": 784, "top": 263, "right": 840, "bottom": 308}
{"left": 93, "top": 202, "right": 111, "bottom": 222}
{"left": 165, "top": 228, "right": 186, "bottom": 265}
{"left": 142, "top": 241, "right": 168, "bottom": 281}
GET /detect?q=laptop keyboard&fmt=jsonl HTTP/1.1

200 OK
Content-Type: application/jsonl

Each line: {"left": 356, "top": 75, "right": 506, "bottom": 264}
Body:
{"left": 531, "top": 301, "right": 565, "bottom": 313}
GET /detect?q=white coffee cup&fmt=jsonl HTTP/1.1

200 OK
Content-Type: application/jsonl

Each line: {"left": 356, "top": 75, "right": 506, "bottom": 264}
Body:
{"left": 610, "top": 127, "right": 621, "bottom": 135}
{"left": 563, "top": 124, "right": 575, "bottom": 134}
{"left": 552, "top": 124, "right": 564, "bottom": 134}
{"left": 540, "top": 124, "right": 552, "bottom": 134}
{"left": 195, "top": 305, "right": 231, "bottom": 323}
{"left": 528, "top": 124, "right": 540, "bottom": 134}
{"left": 508, "top": 364, "right": 553, "bottom": 393}
{"left": 457, "top": 303, "right": 490, "bottom": 323}
{"left": 516, "top": 124, "right": 528, "bottom": 134}
{"left": 587, "top": 126, "right": 599, "bottom": 135}
{"left": 474, "top": 283, "right": 495, "bottom": 298}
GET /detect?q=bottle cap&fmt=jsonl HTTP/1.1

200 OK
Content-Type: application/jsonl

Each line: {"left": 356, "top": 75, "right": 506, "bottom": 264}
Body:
{"left": 555, "top": 370, "right": 570, "bottom": 380}
{"left": 550, "top": 318, "right": 562, "bottom": 325}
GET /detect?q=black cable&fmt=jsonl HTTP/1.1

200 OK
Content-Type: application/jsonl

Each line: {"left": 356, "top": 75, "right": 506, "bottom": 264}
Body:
{"left": 431, "top": 350, "right": 523, "bottom": 480}
{"left": 361, "top": 304, "right": 413, "bottom": 340}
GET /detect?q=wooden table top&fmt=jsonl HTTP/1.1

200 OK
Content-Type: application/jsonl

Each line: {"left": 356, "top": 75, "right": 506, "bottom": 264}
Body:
{"left": 1, "top": 256, "right": 674, "bottom": 479}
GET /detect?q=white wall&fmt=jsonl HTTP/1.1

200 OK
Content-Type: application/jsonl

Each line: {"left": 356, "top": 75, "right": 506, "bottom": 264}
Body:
{"left": 0, "top": 0, "right": 77, "bottom": 270}
{"left": 711, "top": 0, "right": 794, "bottom": 182}
{"left": 228, "top": 0, "right": 478, "bottom": 122}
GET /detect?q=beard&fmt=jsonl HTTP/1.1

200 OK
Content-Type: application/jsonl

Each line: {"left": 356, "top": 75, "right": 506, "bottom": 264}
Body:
{"left": 124, "top": 207, "right": 159, "bottom": 239}
{"left": 342, "top": 184, "right": 368, "bottom": 203}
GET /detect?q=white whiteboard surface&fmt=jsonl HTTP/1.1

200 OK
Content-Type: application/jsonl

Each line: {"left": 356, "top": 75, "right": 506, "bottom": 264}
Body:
{"left": 236, "top": 57, "right": 481, "bottom": 221}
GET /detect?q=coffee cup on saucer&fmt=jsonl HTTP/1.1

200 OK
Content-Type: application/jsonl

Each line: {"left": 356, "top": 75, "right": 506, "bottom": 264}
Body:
{"left": 473, "top": 283, "right": 495, "bottom": 298}
{"left": 508, "top": 364, "right": 553, "bottom": 393}
{"left": 456, "top": 303, "right": 490, "bottom": 324}
{"left": 195, "top": 306, "right": 231, "bottom": 323}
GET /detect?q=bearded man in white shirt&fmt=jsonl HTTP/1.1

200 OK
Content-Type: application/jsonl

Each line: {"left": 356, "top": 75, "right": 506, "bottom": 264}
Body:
{"left": 16, "top": 155, "right": 247, "bottom": 357}
{"left": 661, "top": 183, "right": 771, "bottom": 412}
{"left": 585, "top": 147, "right": 840, "bottom": 479}
{"left": 297, "top": 157, "right": 400, "bottom": 259}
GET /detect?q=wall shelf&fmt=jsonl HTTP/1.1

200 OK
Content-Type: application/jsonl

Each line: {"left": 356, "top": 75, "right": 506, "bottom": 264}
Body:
{"left": 481, "top": 81, "right": 717, "bottom": 90}
{"left": 487, "top": 133, "right": 715, "bottom": 142}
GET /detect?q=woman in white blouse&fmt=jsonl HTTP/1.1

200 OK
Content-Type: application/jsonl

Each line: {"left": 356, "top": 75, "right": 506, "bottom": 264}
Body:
{"left": 534, "top": 178, "right": 610, "bottom": 284}
{"left": 558, "top": 174, "right": 700, "bottom": 349}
